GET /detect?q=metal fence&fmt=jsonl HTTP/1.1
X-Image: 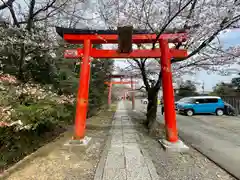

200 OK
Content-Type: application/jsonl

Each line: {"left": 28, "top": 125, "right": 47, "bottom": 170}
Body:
{"left": 221, "top": 96, "right": 240, "bottom": 115}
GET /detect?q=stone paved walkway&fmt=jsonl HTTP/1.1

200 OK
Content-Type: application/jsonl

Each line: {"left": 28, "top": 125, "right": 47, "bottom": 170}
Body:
{"left": 94, "top": 101, "right": 159, "bottom": 180}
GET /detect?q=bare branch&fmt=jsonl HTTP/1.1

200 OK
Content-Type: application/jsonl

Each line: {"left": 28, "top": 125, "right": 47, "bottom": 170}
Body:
{"left": 132, "top": 58, "right": 150, "bottom": 91}
{"left": 184, "top": 0, "right": 197, "bottom": 28}
{"left": 32, "top": 0, "right": 57, "bottom": 17}
{"left": 152, "top": 0, "right": 194, "bottom": 49}
{"left": 8, "top": 5, "right": 19, "bottom": 27}
{"left": 187, "top": 16, "right": 240, "bottom": 59}
{"left": 175, "top": 0, "right": 198, "bottom": 49}
{"left": 0, "top": 0, "right": 14, "bottom": 10}
{"left": 0, "top": 0, "right": 20, "bottom": 27}
{"left": 154, "top": 71, "right": 162, "bottom": 90}
{"left": 26, "top": 0, "right": 35, "bottom": 31}
{"left": 135, "top": 86, "right": 146, "bottom": 91}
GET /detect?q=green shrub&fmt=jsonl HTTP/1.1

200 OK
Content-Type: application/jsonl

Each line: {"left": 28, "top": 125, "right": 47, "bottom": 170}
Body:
{"left": 11, "top": 100, "right": 74, "bottom": 130}
{"left": 0, "top": 100, "right": 74, "bottom": 171}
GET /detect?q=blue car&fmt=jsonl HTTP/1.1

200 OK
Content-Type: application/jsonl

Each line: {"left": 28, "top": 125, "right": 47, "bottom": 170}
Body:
{"left": 177, "top": 96, "right": 225, "bottom": 116}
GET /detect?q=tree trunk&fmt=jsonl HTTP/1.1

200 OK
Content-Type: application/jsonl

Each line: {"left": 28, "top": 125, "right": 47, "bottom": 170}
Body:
{"left": 17, "top": 44, "right": 25, "bottom": 81}
{"left": 146, "top": 88, "right": 158, "bottom": 128}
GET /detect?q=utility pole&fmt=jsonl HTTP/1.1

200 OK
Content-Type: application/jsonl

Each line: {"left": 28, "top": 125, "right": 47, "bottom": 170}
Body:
{"left": 202, "top": 81, "right": 205, "bottom": 94}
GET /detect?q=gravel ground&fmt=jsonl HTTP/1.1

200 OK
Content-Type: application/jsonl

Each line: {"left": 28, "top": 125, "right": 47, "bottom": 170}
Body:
{"left": 125, "top": 101, "right": 236, "bottom": 180}
{"left": 3, "top": 108, "right": 115, "bottom": 180}
{"left": 139, "top": 133, "right": 236, "bottom": 180}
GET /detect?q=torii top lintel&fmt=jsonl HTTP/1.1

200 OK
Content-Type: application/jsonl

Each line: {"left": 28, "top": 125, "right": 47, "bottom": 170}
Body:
{"left": 56, "top": 27, "right": 187, "bottom": 44}
{"left": 105, "top": 81, "right": 137, "bottom": 85}
{"left": 108, "top": 74, "right": 126, "bottom": 78}
{"left": 107, "top": 74, "right": 142, "bottom": 78}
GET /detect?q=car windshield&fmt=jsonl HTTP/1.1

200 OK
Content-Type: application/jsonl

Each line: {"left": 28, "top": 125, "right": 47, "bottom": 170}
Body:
{"left": 180, "top": 97, "right": 194, "bottom": 103}
{"left": 178, "top": 98, "right": 187, "bottom": 102}
{"left": 178, "top": 97, "right": 192, "bottom": 103}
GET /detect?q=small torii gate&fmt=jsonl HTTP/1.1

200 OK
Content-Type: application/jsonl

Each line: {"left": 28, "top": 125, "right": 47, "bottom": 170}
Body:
{"left": 107, "top": 74, "right": 137, "bottom": 109}
{"left": 56, "top": 26, "right": 188, "bottom": 145}
{"left": 104, "top": 79, "right": 137, "bottom": 110}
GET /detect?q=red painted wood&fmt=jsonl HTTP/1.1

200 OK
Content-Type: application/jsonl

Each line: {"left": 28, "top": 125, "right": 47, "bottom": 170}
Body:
{"left": 131, "top": 76, "right": 135, "bottom": 110}
{"left": 108, "top": 82, "right": 112, "bottom": 107}
{"left": 160, "top": 39, "right": 178, "bottom": 143}
{"left": 73, "top": 40, "right": 92, "bottom": 140}
{"left": 64, "top": 48, "right": 187, "bottom": 59}
{"left": 105, "top": 81, "right": 137, "bottom": 85}
{"left": 63, "top": 33, "right": 187, "bottom": 44}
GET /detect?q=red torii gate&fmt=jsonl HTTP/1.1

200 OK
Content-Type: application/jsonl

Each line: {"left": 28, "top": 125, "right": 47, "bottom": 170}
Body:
{"left": 105, "top": 79, "right": 138, "bottom": 110}
{"left": 56, "top": 26, "right": 188, "bottom": 144}
{"left": 107, "top": 74, "right": 137, "bottom": 110}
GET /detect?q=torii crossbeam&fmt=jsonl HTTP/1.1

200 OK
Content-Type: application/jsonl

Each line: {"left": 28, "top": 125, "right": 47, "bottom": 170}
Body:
{"left": 56, "top": 26, "right": 188, "bottom": 145}
{"left": 64, "top": 48, "right": 187, "bottom": 59}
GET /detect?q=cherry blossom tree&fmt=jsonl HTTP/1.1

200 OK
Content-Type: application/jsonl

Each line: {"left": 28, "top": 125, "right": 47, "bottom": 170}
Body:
{"left": 0, "top": 0, "right": 87, "bottom": 80}
{"left": 97, "top": 0, "right": 240, "bottom": 128}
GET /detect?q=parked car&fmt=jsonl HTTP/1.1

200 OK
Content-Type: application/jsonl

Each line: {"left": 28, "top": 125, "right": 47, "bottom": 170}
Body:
{"left": 177, "top": 96, "right": 225, "bottom": 116}
{"left": 224, "top": 102, "right": 237, "bottom": 116}
{"left": 175, "top": 97, "right": 189, "bottom": 110}
{"left": 141, "top": 98, "right": 148, "bottom": 104}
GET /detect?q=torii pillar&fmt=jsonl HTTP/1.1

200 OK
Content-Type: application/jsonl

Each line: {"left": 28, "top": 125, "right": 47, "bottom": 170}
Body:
{"left": 131, "top": 76, "right": 135, "bottom": 111}
{"left": 108, "top": 82, "right": 112, "bottom": 109}
{"left": 158, "top": 39, "right": 189, "bottom": 151}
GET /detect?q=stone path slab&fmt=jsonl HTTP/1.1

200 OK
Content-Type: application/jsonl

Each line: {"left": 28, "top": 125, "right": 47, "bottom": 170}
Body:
{"left": 94, "top": 101, "right": 159, "bottom": 180}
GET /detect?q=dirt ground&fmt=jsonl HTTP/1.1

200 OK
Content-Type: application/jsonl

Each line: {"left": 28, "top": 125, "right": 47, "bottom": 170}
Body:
{"left": 2, "top": 105, "right": 116, "bottom": 180}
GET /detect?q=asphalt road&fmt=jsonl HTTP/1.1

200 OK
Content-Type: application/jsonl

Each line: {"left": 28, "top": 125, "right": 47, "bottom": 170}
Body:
{"left": 136, "top": 99, "right": 240, "bottom": 179}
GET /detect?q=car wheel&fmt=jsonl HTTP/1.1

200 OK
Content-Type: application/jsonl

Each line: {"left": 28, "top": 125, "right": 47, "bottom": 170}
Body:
{"left": 143, "top": 101, "right": 147, "bottom": 104}
{"left": 186, "top": 109, "right": 194, "bottom": 116}
{"left": 216, "top": 109, "right": 224, "bottom": 116}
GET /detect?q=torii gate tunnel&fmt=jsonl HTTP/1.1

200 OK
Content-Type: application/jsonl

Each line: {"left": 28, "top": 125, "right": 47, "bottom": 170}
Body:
{"left": 64, "top": 52, "right": 137, "bottom": 110}
{"left": 105, "top": 79, "right": 138, "bottom": 110}
{"left": 56, "top": 26, "right": 188, "bottom": 143}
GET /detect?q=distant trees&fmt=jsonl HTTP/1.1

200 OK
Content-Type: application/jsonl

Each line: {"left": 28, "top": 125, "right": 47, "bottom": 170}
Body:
{"left": 176, "top": 80, "right": 199, "bottom": 97}
{"left": 231, "top": 77, "right": 240, "bottom": 91}
{"left": 211, "top": 76, "right": 240, "bottom": 96}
